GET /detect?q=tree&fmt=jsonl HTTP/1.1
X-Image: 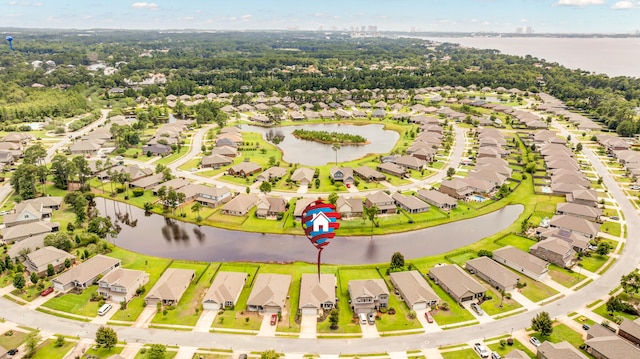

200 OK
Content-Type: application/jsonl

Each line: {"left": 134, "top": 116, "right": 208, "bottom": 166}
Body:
{"left": 446, "top": 167, "right": 456, "bottom": 178}
{"left": 621, "top": 271, "right": 640, "bottom": 297}
{"left": 73, "top": 193, "right": 89, "bottom": 225}
{"left": 50, "top": 154, "right": 73, "bottom": 189}
{"left": 44, "top": 232, "right": 73, "bottom": 252}
{"left": 13, "top": 273, "right": 26, "bottom": 291}
{"left": 191, "top": 202, "right": 203, "bottom": 221}
{"left": 260, "top": 349, "right": 281, "bottom": 359}
{"left": 147, "top": 344, "right": 167, "bottom": 359}
{"left": 23, "top": 143, "right": 47, "bottom": 165}
{"left": 390, "top": 252, "right": 405, "bottom": 270}
{"left": 64, "top": 258, "right": 71, "bottom": 268}
{"left": 531, "top": 311, "right": 553, "bottom": 337}
{"left": 606, "top": 296, "right": 624, "bottom": 314}
{"left": 72, "top": 155, "right": 91, "bottom": 190}
{"left": 25, "top": 330, "right": 41, "bottom": 358}
{"left": 331, "top": 143, "right": 340, "bottom": 165}
{"left": 47, "top": 264, "right": 55, "bottom": 277}
{"left": 30, "top": 271, "right": 38, "bottom": 285}
{"left": 576, "top": 143, "right": 583, "bottom": 152}
{"left": 177, "top": 192, "right": 186, "bottom": 215}
{"left": 87, "top": 216, "right": 116, "bottom": 239}
{"left": 10, "top": 163, "right": 38, "bottom": 200}
{"left": 596, "top": 241, "right": 613, "bottom": 256}
{"left": 259, "top": 181, "right": 272, "bottom": 195}
{"left": 95, "top": 326, "right": 117, "bottom": 349}
{"left": 329, "top": 308, "right": 339, "bottom": 329}
{"left": 327, "top": 192, "right": 338, "bottom": 205}
{"left": 477, "top": 249, "right": 493, "bottom": 258}
{"left": 363, "top": 205, "right": 379, "bottom": 235}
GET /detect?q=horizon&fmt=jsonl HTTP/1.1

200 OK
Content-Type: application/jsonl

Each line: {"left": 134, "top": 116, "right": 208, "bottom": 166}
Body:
{"left": 1, "top": 0, "right": 640, "bottom": 34}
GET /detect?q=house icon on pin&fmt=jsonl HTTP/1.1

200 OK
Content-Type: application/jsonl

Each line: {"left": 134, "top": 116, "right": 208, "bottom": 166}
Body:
{"left": 312, "top": 212, "right": 331, "bottom": 232}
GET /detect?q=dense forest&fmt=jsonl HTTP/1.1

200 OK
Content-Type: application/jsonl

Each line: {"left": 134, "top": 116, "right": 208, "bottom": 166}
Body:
{"left": 0, "top": 30, "right": 639, "bottom": 134}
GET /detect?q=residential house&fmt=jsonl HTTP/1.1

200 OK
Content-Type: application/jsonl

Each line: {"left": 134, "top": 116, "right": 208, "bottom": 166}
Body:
{"left": 566, "top": 189, "right": 599, "bottom": 208}
{"left": 536, "top": 341, "right": 589, "bottom": 359}
{"left": 0, "top": 150, "right": 14, "bottom": 165}
{"left": 299, "top": 274, "right": 336, "bottom": 315}
{"left": 144, "top": 268, "right": 195, "bottom": 306}
{"left": 336, "top": 196, "right": 363, "bottom": 218}
{"left": 246, "top": 273, "right": 291, "bottom": 313}
{"left": 348, "top": 279, "right": 390, "bottom": 314}
{"left": 391, "top": 193, "right": 429, "bottom": 214}
{"left": 428, "top": 264, "right": 485, "bottom": 303}
{"left": 23, "top": 196, "right": 63, "bottom": 211}
{"left": 417, "top": 189, "right": 457, "bottom": 210}
{"left": 256, "top": 196, "right": 287, "bottom": 218}
{"left": 330, "top": 167, "right": 355, "bottom": 184}
{"left": 7, "top": 233, "right": 47, "bottom": 258}
{"left": 151, "top": 178, "right": 190, "bottom": 196}
{"left": 618, "top": 318, "right": 640, "bottom": 346}
{"left": 439, "top": 178, "right": 473, "bottom": 200}
{"left": 291, "top": 168, "right": 315, "bottom": 186}
{"left": 365, "top": 191, "right": 397, "bottom": 214}
{"left": 530, "top": 237, "right": 577, "bottom": 268}
{"left": 505, "top": 350, "right": 530, "bottom": 359}
{"left": 585, "top": 335, "right": 640, "bottom": 359}
{"left": 201, "top": 154, "right": 233, "bottom": 169}
{"left": 2, "top": 202, "right": 48, "bottom": 227}
{"left": 376, "top": 162, "right": 407, "bottom": 178}
{"left": 211, "top": 146, "right": 238, "bottom": 158}
{"left": 256, "top": 167, "right": 287, "bottom": 182}
{"left": 202, "top": 271, "right": 248, "bottom": 310}
{"left": 228, "top": 162, "right": 262, "bottom": 177}
{"left": 390, "top": 270, "right": 439, "bottom": 310}
{"left": 221, "top": 193, "right": 259, "bottom": 216}
{"left": 465, "top": 256, "right": 520, "bottom": 292}
{"left": 97, "top": 268, "right": 149, "bottom": 303}
{"left": 294, "top": 198, "right": 315, "bottom": 220}
{"left": 354, "top": 166, "right": 386, "bottom": 182}
{"left": 393, "top": 155, "right": 427, "bottom": 170}
{"left": 142, "top": 143, "right": 172, "bottom": 156}
{"left": 69, "top": 140, "right": 102, "bottom": 155}
{"left": 24, "top": 246, "right": 75, "bottom": 277}
{"left": 52, "top": 255, "right": 121, "bottom": 292}
{"left": 556, "top": 203, "right": 601, "bottom": 222}
{"left": 129, "top": 173, "right": 164, "bottom": 190}
{"left": 1, "top": 221, "right": 59, "bottom": 244}
{"left": 536, "top": 228, "right": 590, "bottom": 253}
{"left": 493, "top": 246, "right": 549, "bottom": 281}
{"left": 549, "top": 215, "right": 600, "bottom": 239}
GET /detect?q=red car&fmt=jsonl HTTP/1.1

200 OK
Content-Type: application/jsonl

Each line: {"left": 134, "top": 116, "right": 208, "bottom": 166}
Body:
{"left": 424, "top": 311, "right": 434, "bottom": 323}
{"left": 41, "top": 287, "right": 54, "bottom": 297}
{"left": 270, "top": 314, "right": 278, "bottom": 326}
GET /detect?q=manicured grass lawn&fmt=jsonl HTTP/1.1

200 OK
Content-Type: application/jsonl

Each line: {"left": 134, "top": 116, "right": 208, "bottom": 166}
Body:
{"left": 577, "top": 254, "right": 608, "bottom": 273}
{"left": 375, "top": 294, "right": 422, "bottom": 332}
{"left": 425, "top": 277, "right": 476, "bottom": 325}
{"left": 517, "top": 278, "right": 559, "bottom": 303}
{"left": 549, "top": 265, "right": 586, "bottom": 288}
{"left": 531, "top": 323, "right": 587, "bottom": 355}
{"left": 445, "top": 251, "right": 477, "bottom": 266}
{"left": 155, "top": 146, "right": 190, "bottom": 166}
{"left": 84, "top": 345, "right": 125, "bottom": 358}
{"left": 0, "top": 330, "right": 28, "bottom": 349}
{"left": 495, "top": 234, "right": 536, "bottom": 252}
{"left": 12, "top": 280, "right": 52, "bottom": 302}
{"left": 42, "top": 285, "right": 101, "bottom": 317}
{"left": 178, "top": 157, "right": 202, "bottom": 171}
{"left": 151, "top": 262, "right": 219, "bottom": 326}
{"left": 29, "top": 339, "right": 76, "bottom": 359}
{"left": 441, "top": 348, "right": 476, "bottom": 359}
{"left": 593, "top": 301, "right": 639, "bottom": 321}
{"left": 487, "top": 339, "right": 535, "bottom": 359}
{"left": 601, "top": 221, "right": 622, "bottom": 237}
{"left": 475, "top": 281, "right": 522, "bottom": 316}
{"left": 134, "top": 348, "right": 177, "bottom": 359}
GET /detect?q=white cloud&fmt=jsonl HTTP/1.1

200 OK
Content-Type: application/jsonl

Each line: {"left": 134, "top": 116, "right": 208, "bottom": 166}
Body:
{"left": 481, "top": 21, "right": 490, "bottom": 26}
{"left": 6, "top": 12, "right": 22, "bottom": 17}
{"left": 178, "top": 16, "right": 195, "bottom": 21}
{"left": 241, "top": 14, "right": 252, "bottom": 21}
{"left": 8, "top": 1, "right": 43, "bottom": 6}
{"left": 470, "top": 18, "right": 479, "bottom": 23}
{"left": 611, "top": 0, "right": 635, "bottom": 8}
{"left": 521, "top": 18, "right": 528, "bottom": 23}
{"left": 314, "top": 13, "right": 325, "bottom": 17}
{"left": 131, "top": 2, "right": 158, "bottom": 9}
{"left": 555, "top": 0, "right": 604, "bottom": 6}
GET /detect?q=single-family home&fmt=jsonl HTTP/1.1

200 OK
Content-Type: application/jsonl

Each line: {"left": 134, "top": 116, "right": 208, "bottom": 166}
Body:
{"left": 417, "top": 189, "right": 457, "bottom": 210}
{"left": 145, "top": 268, "right": 195, "bottom": 306}
{"left": 619, "top": 318, "right": 640, "bottom": 346}
{"left": 201, "top": 154, "right": 233, "bottom": 169}
{"left": 129, "top": 173, "right": 164, "bottom": 190}
{"left": 493, "top": 246, "right": 549, "bottom": 281}
{"left": 530, "top": 237, "right": 577, "bottom": 268}
{"left": 394, "top": 155, "right": 427, "bottom": 170}
{"left": 336, "top": 196, "right": 363, "bottom": 218}
{"left": 391, "top": 193, "right": 430, "bottom": 214}
{"left": 390, "top": 270, "right": 439, "bottom": 310}
{"left": 202, "top": 271, "right": 248, "bottom": 310}
{"left": 142, "top": 143, "right": 172, "bottom": 156}
{"left": 365, "top": 191, "right": 397, "bottom": 214}
{"left": 97, "top": 268, "right": 149, "bottom": 303}
{"left": 69, "top": 140, "right": 102, "bottom": 155}
{"left": 0, "top": 150, "right": 14, "bottom": 165}
{"left": 299, "top": 273, "right": 336, "bottom": 315}
{"left": 24, "top": 246, "right": 75, "bottom": 277}
{"left": 211, "top": 145, "right": 238, "bottom": 158}
{"left": 246, "top": 273, "right": 291, "bottom": 313}
{"left": 537, "top": 341, "right": 589, "bottom": 359}
{"left": 585, "top": 335, "right": 640, "bottom": 359}
{"left": 228, "top": 162, "right": 262, "bottom": 177}
{"left": 354, "top": 166, "right": 386, "bottom": 182}
{"left": 2, "top": 202, "right": 48, "bottom": 227}
{"left": 376, "top": 162, "right": 407, "bottom": 178}
{"left": 7, "top": 233, "right": 47, "bottom": 258}
{"left": 256, "top": 167, "right": 288, "bottom": 182}
{"left": 221, "top": 193, "right": 259, "bottom": 216}
{"left": 291, "top": 167, "right": 315, "bottom": 186}
{"left": 52, "top": 255, "right": 121, "bottom": 292}
{"left": 439, "top": 178, "right": 473, "bottom": 200}
{"left": 255, "top": 196, "right": 287, "bottom": 218}
{"left": 566, "top": 189, "right": 600, "bottom": 208}
{"left": 348, "top": 279, "right": 389, "bottom": 314}
{"left": 465, "top": 256, "right": 520, "bottom": 292}
{"left": 549, "top": 215, "right": 600, "bottom": 239}
{"left": 330, "top": 167, "right": 355, "bottom": 184}
{"left": 428, "top": 264, "right": 486, "bottom": 303}
{"left": 1, "top": 221, "right": 60, "bottom": 244}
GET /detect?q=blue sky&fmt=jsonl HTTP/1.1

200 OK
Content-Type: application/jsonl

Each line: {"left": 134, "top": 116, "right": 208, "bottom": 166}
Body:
{"left": 1, "top": 0, "right": 639, "bottom": 33}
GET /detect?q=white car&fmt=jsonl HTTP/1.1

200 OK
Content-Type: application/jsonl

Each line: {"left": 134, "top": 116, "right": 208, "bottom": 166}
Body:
{"left": 474, "top": 343, "right": 490, "bottom": 358}
{"left": 530, "top": 337, "right": 542, "bottom": 347}
{"left": 471, "top": 302, "right": 484, "bottom": 316}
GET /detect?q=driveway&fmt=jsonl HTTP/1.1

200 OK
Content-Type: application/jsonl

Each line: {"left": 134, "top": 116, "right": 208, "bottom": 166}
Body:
{"left": 91, "top": 302, "right": 119, "bottom": 325}
{"left": 257, "top": 314, "right": 277, "bottom": 337}
{"left": 360, "top": 321, "right": 379, "bottom": 338}
{"left": 194, "top": 309, "right": 217, "bottom": 333}
{"left": 415, "top": 309, "right": 439, "bottom": 333}
{"left": 133, "top": 306, "right": 157, "bottom": 328}
{"left": 299, "top": 314, "right": 317, "bottom": 339}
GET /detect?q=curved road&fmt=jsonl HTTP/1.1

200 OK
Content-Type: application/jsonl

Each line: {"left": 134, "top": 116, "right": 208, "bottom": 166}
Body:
{"left": 1, "top": 119, "right": 636, "bottom": 355}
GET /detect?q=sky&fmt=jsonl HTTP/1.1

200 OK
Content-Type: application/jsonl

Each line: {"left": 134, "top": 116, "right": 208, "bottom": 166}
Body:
{"left": 1, "top": 0, "right": 640, "bottom": 34}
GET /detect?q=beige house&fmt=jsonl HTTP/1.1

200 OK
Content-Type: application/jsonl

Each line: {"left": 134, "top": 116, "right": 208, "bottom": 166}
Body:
{"left": 52, "top": 255, "right": 121, "bottom": 292}
{"left": 348, "top": 279, "right": 389, "bottom": 314}
{"left": 417, "top": 189, "right": 457, "bottom": 210}
{"left": 299, "top": 273, "right": 336, "bottom": 315}
{"left": 585, "top": 335, "right": 640, "bottom": 359}
{"left": 24, "top": 246, "right": 75, "bottom": 277}
{"left": 365, "top": 191, "right": 397, "bottom": 214}
{"left": 145, "top": 268, "right": 195, "bottom": 306}
{"left": 97, "top": 268, "right": 149, "bottom": 303}
{"left": 202, "top": 271, "right": 248, "bottom": 310}
{"left": 221, "top": 193, "right": 259, "bottom": 216}
{"left": 465, "top": 256, "right": 520, "bottom": 292}
{"left": 291, "top": 168, "right": 315, "bottom": 186}
{"left": 428, "top": 264, "right": 485, "bottom": 303}
{"left": 537, "top": 341, "right": 589, "bottom": 359}
{"left": 246, "top": 273, "right": 291, "bottom": 313}
{"left": 493, "top": 246, "right": 549, "bottom": 281}
{"left": 530, "top": 237, "right": 577, "bottom": 268}
{"left": 390, "top": 270, "right": 439, "bottom": 310}
{"left": 2, "top": 202, "right": 48, "bottom": 228}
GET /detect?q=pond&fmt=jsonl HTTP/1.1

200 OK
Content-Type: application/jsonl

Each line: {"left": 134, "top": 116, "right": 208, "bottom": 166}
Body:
{"left": 241, "top": 123, "right": 400, "bottom": 166}
{"left": 96, "top": 197, "right": 523, "bottom": 265}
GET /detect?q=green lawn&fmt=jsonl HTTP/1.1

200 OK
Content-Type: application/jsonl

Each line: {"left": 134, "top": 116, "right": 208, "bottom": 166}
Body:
{"left": 12, "top": 280, "right": 52, "bottom": 302}
{"left": 0, "top": 330, "right": 28, "bottom": 349}
{"left": 487, "top": 339, "right": 535, "bottom": 359}
{"left": 577, "top": 254, "right": 608, "bottom": 273}
{"left": 494, "top": 234, "right": 536, "bottom": 252}
{"left": 425, "top": 277, "right": 476, "bottom": 325}
{"left": 593, "top": 301, "right": 639, "bottom": 322}
{"left": 517, "top": 278, "right": 559, "bottom": 303}
{"left": 155, "top": 146, "right": 190, "bottom": 166}
{"left": 84, "top": 345, "right": 125, "bottom": 358}
{"left": 549, "top": 265, "right": 587, "bottom": 288}
{"left": 375, "top": 293, "right": 422, "bottom": 332}
{"left": 441, "top": 348, "right": 476, "bottom": 359}
{"left": 477, "top": 283, "right": 522, "bottom": 316}
{"left": 151, "top": 262, "right": 219, "bottom": 326}
{"left": 601, "top": 221, "right": 622, "bottom": 237}
{"left": 531, "top": 324, "right": 588, "bottom": 356}
{"left": 42, "top": 285, "right": 101, "bottom": 317}
{"left": 134, "top": 348, "right": 177, "bottom": 359}
{"left": 29, "top": 339, "right": 76, "bottom": 359}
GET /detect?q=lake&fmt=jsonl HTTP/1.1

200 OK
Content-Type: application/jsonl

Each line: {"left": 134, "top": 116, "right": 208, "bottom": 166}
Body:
{"left": 241, "top": 123, "right": 400, "bottom": 166}
{"left": 418, "top": 36, "right": 640, "bottom": 78}
{"left": 96, "top": 197, "right": 523, "bottom": 264}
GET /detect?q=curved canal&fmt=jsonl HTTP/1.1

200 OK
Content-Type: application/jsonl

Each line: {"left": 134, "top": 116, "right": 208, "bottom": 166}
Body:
{"left": 96, "top": 198, "right": 523, "bottom": 264}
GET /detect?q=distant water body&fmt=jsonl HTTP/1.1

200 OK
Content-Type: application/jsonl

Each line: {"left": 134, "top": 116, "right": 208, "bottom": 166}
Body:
{"left": 416, "top": 37, "right": 640, "bottom": 78}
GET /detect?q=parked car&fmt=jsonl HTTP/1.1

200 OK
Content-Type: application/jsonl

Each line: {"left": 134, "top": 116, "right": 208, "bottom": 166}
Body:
{"left": 41, "top": 287, "right": 54, "bottom": 296}
{"left": 473, "top": 343, "right": 490, "bottom": 358}
{"left": 424, "top": 311, "right": 434, "bottom": 323}
{"left": 610, "top": 215, "right": 620, "bottom": 220}
{"left": 270, "top": 314, "right": 277, "bottom": 326}
{"left": 530, "top": 337, "right": 542, "bottom": 347}
{"left": 367, "top": 312, "right": 375, "bottom": 325}
{"left": 582, "top": 324, "right": 591, "bottom": 331}
{"left": 471, "top": 303, "right": 484, "bottom": 316}
{"left": 8, "top": 348, "right": 18, "bottom": 356}
{"left": 239, "top": 355, "right": 247, "bottom": 359}
{"left": 491, "top": 352, "right": 502, "bottom": 359}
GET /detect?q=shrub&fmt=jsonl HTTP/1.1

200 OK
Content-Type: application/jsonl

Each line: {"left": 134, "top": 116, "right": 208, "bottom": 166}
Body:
{"left": 132, "top": 188, "right": 144, "bottom": 197}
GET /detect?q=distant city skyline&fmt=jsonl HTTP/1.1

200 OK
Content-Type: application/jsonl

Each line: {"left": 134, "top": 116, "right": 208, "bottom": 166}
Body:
{"left": 1, "top": 0, "right": 639, "bottom": 34}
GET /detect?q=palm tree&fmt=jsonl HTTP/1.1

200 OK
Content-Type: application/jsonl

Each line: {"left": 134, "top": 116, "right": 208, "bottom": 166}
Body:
{"left": 191, "top": 202, "right": 203, "bottom": 221}
{"left": 331, "top": 144, "right": 340, "bottom": 165}
{"left": 177, "top": 192, "right": 186, "bottom": 215}
{"left": 363, "top": 205, "right": 379, "bottom": 239}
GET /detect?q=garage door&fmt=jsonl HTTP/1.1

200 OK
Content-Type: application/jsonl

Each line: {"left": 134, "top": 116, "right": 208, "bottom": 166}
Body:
{"left": 301, "top": 308, "right": 317, "bottom": 315}
{"left": 203, "top": 302, "right": 221, "bottom": 311}
{"left": 412, "top": 302, "right": 427, "bottom": 310}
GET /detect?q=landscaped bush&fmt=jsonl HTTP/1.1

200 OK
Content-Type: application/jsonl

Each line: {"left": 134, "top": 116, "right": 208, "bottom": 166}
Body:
{"left": 132, "top": 188, "right": 144, "bottom": 197}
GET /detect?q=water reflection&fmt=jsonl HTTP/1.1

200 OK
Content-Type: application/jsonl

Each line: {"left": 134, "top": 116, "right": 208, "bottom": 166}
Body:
{"left": 97, "top": 198, "right": 523, "bottom": 264}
